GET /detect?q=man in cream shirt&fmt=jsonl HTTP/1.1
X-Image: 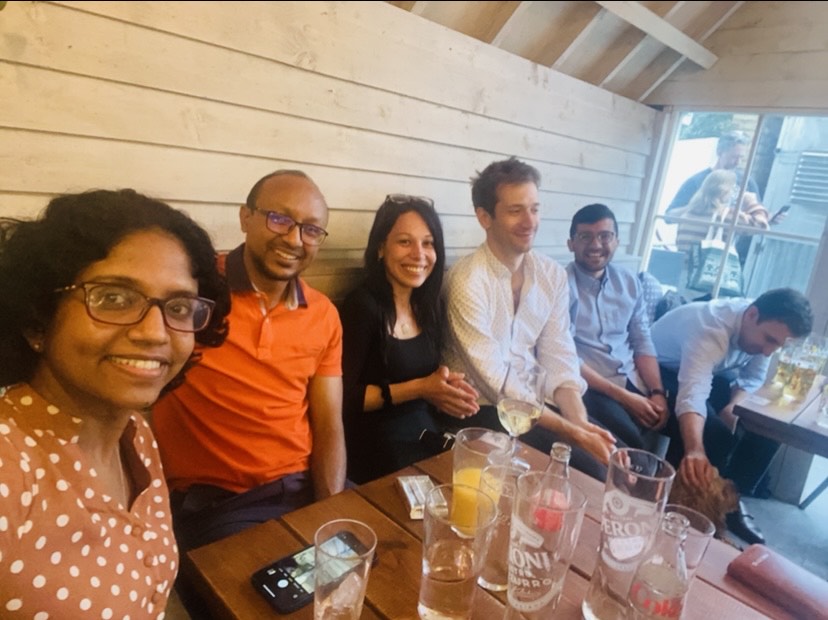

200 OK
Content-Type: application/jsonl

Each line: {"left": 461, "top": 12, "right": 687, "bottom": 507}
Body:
{"left": 442, "top": 157, "right": 616, "bottom": 479}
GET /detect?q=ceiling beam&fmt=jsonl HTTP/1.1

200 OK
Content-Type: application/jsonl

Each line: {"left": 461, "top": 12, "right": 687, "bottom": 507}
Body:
{"left": 490, "top": 0, "right": 533, "bottom": 47}
{"left": 638, "top": 1, "right": 745, "bottom": 102}
{"left": 594, "top": 0, "right": 718, "bottom": 69}
{"left": 409, "top": 2, "right": 430, "bottom": 17}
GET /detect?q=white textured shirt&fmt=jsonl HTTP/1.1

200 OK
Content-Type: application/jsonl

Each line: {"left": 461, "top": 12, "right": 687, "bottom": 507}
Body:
{"left": 444, "top": 242, "right": 586, "bottom": 406}
{"left": 651, "top": 298, "right": 770, "bottom": 418}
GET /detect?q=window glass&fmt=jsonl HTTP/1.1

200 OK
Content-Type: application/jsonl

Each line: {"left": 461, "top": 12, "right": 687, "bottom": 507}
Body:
{"left": 644, "top": 112, "right": 828, "bottom": 304}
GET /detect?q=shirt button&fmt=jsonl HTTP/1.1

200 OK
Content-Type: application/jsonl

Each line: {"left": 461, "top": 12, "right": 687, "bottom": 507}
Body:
{"left": 132, "top": 525, "right": 143, "bottom": 537}
{"left": 144, "top": 555, "right": 156, "bottom": 567}
{"left": 151, "top": 591, "right": 164, "bottom": 604}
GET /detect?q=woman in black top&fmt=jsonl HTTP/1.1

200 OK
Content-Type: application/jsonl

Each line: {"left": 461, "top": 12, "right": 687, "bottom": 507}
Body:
{"left": 341, "top": 195, "right": 479, "bottom": 483}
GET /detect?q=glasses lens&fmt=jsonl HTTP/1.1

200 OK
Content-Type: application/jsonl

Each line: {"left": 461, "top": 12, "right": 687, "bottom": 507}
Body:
{"left": 265, "top": 211, "right": 295, "bottom": 235}
{"left": 576, "top": 231, "right": 615, "bottom": 244}
{"left": 265, "top": 211, "right": 327, "bottom": 245}
{"left": 299, "top": 224, "right": 328, "bottom": 246}
{"left": 86, "top": 285, "right": 146, "bottom": 323}
{"left": 84, "top": 284, "right": 213, "bottom": 332}
{"left": 163, "top": 297, "right": 215, "bottom": 332}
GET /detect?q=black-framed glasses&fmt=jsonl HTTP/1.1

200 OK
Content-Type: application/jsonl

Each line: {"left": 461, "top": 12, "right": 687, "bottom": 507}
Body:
{"left": 573, "top": 231, "right": 617, "bottom": 244}
{"left": 55, "top": 282, "right": 215, "bottom": 333}
{"left": 251, "top": 208, "right": 329, "bottom": 246}
{"left": 384, "top": 194, "right": 435, "bottom": 208}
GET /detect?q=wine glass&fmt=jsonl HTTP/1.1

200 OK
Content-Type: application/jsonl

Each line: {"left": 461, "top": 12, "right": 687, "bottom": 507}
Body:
{"left": 496, "top": 358, "right": 547, "bottom": 467}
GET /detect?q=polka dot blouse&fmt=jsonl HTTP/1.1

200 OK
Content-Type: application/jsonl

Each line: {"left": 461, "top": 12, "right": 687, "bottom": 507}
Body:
{"left": 0, "top": 384, "right": 178, "bottom": 619}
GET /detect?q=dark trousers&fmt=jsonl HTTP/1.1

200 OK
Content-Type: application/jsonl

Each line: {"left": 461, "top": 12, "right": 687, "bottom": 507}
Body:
{"left": 582, "top": 382, "right": 670, "bottom": 456}
{"left": 170, "top": 471, "right": 314, "bottom": 553}
{"left": 434, "top": 405, "right": 612, "bottom": 482}
{"left": 171, "top": 472, "right": 315, "bottom": 618}
{"left": 660, "top": 367, "right": 780, "bottom": 495}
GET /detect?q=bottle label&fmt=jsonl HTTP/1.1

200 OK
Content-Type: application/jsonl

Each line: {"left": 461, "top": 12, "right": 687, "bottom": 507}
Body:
{"left": 507, "top": 516, "right": 558, "bottom": 612}
{"left": 629, "top": 580, "right": 684, "bottom": 618}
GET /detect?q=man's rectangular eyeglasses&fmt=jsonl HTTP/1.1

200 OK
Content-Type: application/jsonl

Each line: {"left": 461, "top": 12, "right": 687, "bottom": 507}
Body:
{"left": 573, "top": 231, "right": 616, "bottom": 244}
{"left": 384, "top": 194, "right": 434, "bottom": 208}
{"left": 251, "top": 208, "right": 329, "bottom": 246}
{"left": 55, "top": 282, "right": 215, "bottom": 333}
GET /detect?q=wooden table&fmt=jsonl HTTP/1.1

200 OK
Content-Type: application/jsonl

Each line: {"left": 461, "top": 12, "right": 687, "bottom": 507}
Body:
{"left": 735, "top": 378, "right": 828, "bottom": 508}
{"left": 184, "top": 445, "right": 796, "bottom": 619}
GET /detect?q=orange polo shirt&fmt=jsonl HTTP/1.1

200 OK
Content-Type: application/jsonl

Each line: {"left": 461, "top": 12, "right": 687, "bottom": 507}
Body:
{"left": 152, "top": 245, "right": 342, "bottom": 493}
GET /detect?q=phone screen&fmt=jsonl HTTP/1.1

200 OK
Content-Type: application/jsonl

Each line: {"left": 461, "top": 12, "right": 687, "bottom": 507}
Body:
{"left": 282, "top": 545, "right": 316, "bottom": 594}
{"left": 315, "top": 533, "right": 364, "bottom": 585}
{"left": 284, "top": 534, "right": 360, "bottom": 594}
{"left": 251, "top": 531, "right": 371, "bottom": 614}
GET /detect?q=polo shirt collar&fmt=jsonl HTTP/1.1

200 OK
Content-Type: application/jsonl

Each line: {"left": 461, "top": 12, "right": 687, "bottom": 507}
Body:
{"left": 225, "top": 244, "right": 308, "bottom": 309}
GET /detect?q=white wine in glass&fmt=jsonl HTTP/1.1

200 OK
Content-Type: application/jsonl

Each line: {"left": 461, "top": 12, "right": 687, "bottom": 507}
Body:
{"left": 497, "top": 359, "right": 547, "bottom": 464}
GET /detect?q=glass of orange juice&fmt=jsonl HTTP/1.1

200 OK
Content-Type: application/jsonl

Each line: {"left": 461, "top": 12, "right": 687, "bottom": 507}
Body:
{"left": 452, "top": 427, "right": 512, "bottom": 493}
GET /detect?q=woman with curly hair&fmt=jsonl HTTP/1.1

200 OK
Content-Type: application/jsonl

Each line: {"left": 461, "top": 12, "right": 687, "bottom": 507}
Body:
{"left": 0, "top": 189, "right": 230, "bottom": 618}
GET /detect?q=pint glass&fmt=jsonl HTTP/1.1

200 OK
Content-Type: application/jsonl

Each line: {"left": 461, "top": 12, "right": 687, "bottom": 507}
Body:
{"left": 582, "top": 449, "right": 676, "bottom": 620}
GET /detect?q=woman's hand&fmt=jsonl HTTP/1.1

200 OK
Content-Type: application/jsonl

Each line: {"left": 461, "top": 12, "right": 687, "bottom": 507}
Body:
{"left": 420, "top": 366, "right": 480, "bottom": 418}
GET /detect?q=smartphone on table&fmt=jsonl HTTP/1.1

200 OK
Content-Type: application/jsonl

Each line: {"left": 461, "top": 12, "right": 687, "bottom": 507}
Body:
{"left": 251, "top": 530, "right": 375, "bottom": 614}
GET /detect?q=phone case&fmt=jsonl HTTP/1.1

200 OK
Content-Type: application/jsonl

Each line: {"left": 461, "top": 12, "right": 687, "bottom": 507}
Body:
{"left": 726, "top": 544, "right": 828, "bottom": 620}
{"left": 251, "top": 547, "right": 316, "bottom": 614}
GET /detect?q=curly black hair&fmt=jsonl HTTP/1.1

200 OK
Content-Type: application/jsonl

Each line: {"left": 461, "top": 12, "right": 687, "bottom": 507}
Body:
{"left": 0, "top": 189, "right": 230, "bottom": 389}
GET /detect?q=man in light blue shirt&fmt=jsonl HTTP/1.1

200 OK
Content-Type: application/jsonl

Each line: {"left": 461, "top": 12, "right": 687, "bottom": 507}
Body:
{"left": 566, "top": 204, "right": 669, "bottom": 451}
{"left": 651, "top": 289, "right": 813, "bottom": 544}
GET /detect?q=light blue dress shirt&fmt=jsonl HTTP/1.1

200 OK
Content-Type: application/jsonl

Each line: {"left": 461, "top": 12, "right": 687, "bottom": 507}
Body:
{"left": 651, "top": 299, "right": 770, "bottom": 418}
{"left": 567, "top": 261, "right": 657, "bottom": 392}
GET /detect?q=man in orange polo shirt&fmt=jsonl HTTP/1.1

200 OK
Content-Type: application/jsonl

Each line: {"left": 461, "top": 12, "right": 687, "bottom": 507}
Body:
{"left": 153, "top": 170, "right": 345, "bottom": 552}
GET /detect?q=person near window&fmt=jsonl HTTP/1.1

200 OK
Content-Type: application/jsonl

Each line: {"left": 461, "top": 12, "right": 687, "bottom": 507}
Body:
{"left": 341, "top": 195, "right": 478, "bottom": 484}
{"left": 0, "top": 189, "right": 230, "bottom": 618}
{"left": 667, "top": 130, "right": 761, "bottom": 212}
{"left": 667, "top": 130, "right": 773, "bottom": 266}
{"left": 670, "top": 170, "right": 769, "bottom": 256}
{"left": 651, "top": 288, "right": 813, "bottom": 545}
{"left": 566, "top": 203, "right": 670, "bottom": 454}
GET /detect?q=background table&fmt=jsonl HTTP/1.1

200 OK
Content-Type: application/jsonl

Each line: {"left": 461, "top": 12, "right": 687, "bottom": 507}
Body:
{"left": 735, "top": 378, "right": 827, "bottom": 508}
{"left": 184, "top": 444, "right": 798, "bottom": 619}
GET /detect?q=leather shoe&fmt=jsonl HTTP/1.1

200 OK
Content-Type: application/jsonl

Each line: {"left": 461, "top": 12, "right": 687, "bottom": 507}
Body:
{"left": 726, "top": 501, "right": 765, "bottom": 545}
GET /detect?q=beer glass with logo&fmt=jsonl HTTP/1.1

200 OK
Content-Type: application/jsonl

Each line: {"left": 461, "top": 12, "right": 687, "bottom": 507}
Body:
{"left": 506, "top": 472, "right": 587, "bottom": 618}
{"left": 582, "top": 448, "right": 676, "bottom": 620}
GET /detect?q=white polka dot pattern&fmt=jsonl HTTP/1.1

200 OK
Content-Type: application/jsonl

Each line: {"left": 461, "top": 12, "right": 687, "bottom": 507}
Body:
{"left": 0, "top": 385, "right": 177, "bottom": 618}
{"left": 444, "top": 243, "right": 586, "bottom": 405}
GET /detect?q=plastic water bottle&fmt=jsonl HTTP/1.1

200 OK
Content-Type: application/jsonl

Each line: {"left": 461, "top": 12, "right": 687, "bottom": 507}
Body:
{"left": 628, "top": 511, "right": 690, "bottom": 619}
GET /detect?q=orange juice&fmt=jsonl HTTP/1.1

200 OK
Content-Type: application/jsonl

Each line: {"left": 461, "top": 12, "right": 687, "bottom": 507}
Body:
{"left": 453, "top": 466, "right": 482, "bottom": 488}
{"left": 452, "top": 468, "right": 482, "bottom": 531}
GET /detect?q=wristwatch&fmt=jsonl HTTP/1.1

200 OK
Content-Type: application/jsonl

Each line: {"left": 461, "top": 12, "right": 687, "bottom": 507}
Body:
{"left": 648, "top": 388, "right": 667, "bottom": 398}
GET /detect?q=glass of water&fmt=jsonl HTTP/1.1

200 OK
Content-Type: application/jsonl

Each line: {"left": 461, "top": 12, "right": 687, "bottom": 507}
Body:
{"left": 314, "top": 519, "right": 377, "bottom": 620}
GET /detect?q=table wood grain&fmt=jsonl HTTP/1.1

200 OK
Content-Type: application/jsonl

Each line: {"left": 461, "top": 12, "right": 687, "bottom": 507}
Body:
{"left": 184, "top": 444, "right": 795, "bottom": 619}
